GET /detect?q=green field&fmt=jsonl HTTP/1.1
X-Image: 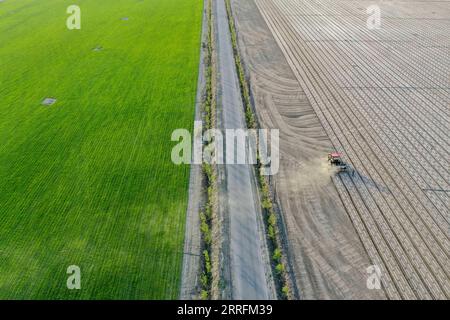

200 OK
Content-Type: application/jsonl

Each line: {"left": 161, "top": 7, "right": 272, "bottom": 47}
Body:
{"left": 0, "top": 0, "right": 202, "bottom": 299}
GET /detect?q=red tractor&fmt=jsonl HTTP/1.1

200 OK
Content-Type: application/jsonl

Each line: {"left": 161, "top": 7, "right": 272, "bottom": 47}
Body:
{"left": 328, "top": 152, "right": 349, "bottom": 172}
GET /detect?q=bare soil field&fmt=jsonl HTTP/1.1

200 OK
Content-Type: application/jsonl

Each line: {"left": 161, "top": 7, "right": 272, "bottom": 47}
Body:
{"left": 231, "top": 0, "right": 449, "bottom": 299}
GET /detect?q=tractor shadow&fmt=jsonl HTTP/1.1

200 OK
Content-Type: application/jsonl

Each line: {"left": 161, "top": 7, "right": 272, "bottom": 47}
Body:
{"left": 345, "top": 167, "right": 390, "bottom": 193}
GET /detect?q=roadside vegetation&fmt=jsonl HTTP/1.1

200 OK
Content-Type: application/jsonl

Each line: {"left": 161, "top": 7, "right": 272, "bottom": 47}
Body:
{"left": 0, "top": 0, "right": 202, "bottom": 299}
{"left": 224, "top": 0, "right": 292, "bottom": 299}
{"left": 199, "top": 0, "right": 217, "bottom": 300}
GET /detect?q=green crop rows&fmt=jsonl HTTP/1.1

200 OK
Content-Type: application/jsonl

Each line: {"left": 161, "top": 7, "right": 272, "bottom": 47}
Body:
{"left": 0, "top": 0, "right": 202, "bottom": 299}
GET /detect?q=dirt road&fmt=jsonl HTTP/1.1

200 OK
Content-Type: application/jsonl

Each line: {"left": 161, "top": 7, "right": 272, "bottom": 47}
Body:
{"left": 180, "top": 0, "right": 208, "bottom": 300}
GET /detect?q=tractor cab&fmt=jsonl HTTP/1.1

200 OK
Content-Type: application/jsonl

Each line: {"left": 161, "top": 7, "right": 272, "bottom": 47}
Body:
{"left": 328, "top": 152, "right": 348, "bottom": 172}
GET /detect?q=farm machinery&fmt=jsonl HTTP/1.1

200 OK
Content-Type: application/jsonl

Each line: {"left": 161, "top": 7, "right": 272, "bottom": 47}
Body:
{"left": 328, "top": 152, "right": 349, "bottom": 172}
